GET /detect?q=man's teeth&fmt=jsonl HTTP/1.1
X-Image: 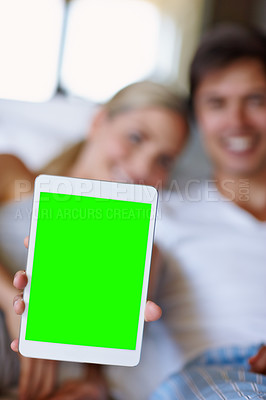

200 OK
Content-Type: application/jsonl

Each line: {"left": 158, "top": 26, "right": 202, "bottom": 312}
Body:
{"left": 226, "top": 137, "right": 253, "bottom": 152}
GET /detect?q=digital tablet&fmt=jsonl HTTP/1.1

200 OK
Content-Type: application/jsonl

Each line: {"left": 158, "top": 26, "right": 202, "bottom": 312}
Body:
{"left": 19, "top": 174, "right": 158, "bottom": 366}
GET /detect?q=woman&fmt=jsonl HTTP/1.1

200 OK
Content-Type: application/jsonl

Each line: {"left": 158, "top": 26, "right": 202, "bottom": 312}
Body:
{"left": 1, "top": 80, "right": 188, "bottom": 400}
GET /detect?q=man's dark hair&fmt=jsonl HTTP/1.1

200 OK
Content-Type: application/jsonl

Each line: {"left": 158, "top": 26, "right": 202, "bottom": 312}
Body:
{"left": 189, "top": 24, "right": 266, "bottom": 109}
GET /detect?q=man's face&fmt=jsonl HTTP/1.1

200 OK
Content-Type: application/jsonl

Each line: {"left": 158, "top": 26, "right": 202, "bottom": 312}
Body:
{"left": 195, "top": 59, "right": 266, "bottom": 177}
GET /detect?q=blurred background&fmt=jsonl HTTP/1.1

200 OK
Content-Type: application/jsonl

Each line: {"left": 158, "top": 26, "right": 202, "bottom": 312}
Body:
{"left": 0, "top": 0, "right": 265, "bottom": 181}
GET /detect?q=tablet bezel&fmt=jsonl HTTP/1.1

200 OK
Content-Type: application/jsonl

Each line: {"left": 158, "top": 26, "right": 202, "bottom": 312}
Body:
{"left": 19, "top": 174, "right": 158, "bottom": 366}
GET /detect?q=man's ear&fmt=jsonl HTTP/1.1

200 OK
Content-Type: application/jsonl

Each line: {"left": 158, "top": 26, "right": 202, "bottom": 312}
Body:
{"left": 88, "top": 107, "right": 109, "bottom": 139}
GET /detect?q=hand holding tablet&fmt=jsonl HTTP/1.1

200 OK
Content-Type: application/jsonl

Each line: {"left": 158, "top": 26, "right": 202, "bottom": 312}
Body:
{"left": 16, "top": 175, "right": 159, "bottom": 366}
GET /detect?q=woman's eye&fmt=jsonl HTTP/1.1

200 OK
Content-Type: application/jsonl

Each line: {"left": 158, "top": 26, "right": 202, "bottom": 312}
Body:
{"left": 128, "top": 131, "right": 143, "bottom": 144}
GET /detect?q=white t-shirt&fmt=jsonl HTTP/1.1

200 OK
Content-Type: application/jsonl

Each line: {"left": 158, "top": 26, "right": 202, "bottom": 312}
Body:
{"left": 155, "top": 182, "right": 266, "bottom": 369}
{"left": 106, "top": 182, "right": 266, "bottom": 400}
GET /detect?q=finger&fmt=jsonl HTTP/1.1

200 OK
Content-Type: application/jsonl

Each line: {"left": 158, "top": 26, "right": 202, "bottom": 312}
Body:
{"left": 37, "top": 361, "right": 57, "bottom": 399}
{"left": 13, "top": 294, "right": 25, "bottom": 315}
{"left": 249, "top": 346, "right": 266, "bottom": 373}
{"left": 13, "top": 270, "right": 28, "bottom": 290}
{"left": 10, "top": 338, "right": 19, "bottom": 352}
{"left": 144, "top": 300, "right": 162, "bottom": 322}
{"left": 248, "top": 354, "right": 259, "bottom": 364}
{"left": 24, "top": 236, "right": 29, "bottom": 249}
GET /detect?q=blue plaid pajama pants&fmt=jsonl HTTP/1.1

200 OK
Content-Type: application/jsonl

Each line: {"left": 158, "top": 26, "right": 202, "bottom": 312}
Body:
{"left": 149, "top": 345, "right": 266, "bottom": 400}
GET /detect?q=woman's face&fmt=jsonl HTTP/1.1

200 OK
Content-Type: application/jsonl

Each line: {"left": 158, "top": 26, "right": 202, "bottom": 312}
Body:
{"left": 86, "top": 107, "right": 187, "bottom": 187}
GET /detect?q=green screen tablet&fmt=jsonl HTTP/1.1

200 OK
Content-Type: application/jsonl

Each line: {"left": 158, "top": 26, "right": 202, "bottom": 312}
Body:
{"left": 19, "top": 175, "right": 158, "bottom": 366}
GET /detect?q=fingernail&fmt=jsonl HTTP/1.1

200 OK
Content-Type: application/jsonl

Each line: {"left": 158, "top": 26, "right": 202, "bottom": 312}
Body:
{"left": 14, "top": 298, "right": 22, "bottom": 307}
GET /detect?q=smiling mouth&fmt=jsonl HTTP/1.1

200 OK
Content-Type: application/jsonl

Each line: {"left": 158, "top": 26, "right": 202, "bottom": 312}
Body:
{"left": 224, "top": 136, "right": 258, "bottom": 154}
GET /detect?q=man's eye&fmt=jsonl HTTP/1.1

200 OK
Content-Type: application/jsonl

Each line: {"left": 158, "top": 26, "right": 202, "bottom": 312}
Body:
{"left": 206, "top": 98, "right": 225, "bottom": 109}
{"left": 247, "top": 94, "right": 266, "bottom": 107}
{"left": 128, "top": 131, "right": 143, "bottom": 144}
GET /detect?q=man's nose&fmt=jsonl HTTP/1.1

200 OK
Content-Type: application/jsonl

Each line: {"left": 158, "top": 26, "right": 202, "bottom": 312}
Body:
{"left": 228, "top": 103, "right": 248, "bottom": 129}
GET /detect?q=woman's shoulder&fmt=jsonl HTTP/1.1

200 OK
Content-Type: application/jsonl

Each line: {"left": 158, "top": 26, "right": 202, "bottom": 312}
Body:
{"left": 0, "top": 153, "right": 30, "bottom": 170}
{"left": 0, "top": 154, "right": 35, "bottom": 203}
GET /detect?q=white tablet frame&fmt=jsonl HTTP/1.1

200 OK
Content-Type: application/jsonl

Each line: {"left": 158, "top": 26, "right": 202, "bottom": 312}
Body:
{"left": 19, "top": 174, "right": 158, "bottom": 366}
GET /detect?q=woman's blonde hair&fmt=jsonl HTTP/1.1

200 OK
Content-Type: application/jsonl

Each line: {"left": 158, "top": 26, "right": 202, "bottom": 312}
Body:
{"left": 104, "top": 80, "right": 187, "bottom": 118}
{"left": 41, "top": 80, "right": 187, "bottom": 176}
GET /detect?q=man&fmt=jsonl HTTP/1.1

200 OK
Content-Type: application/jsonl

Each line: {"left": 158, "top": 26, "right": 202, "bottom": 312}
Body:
{"left": 150, "top": 24, "right": 266, "bottom": 399}
{"left": 12, "top": 24, "right": 266, "bottom": 399}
